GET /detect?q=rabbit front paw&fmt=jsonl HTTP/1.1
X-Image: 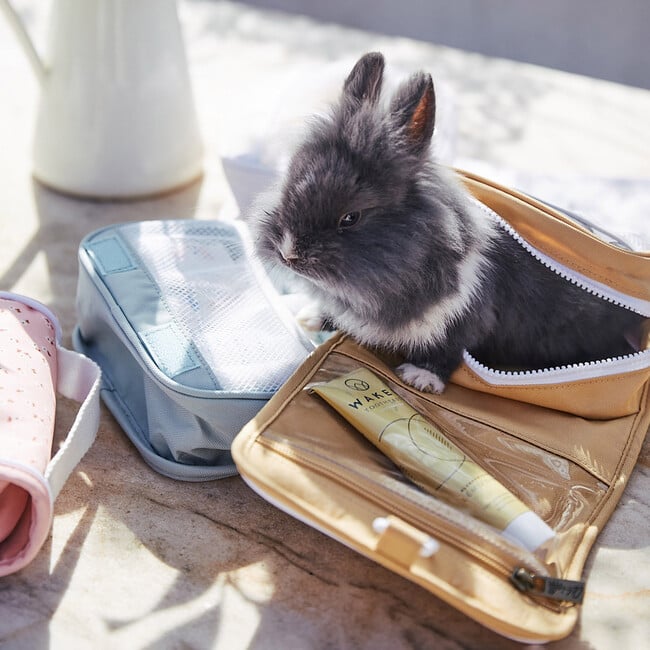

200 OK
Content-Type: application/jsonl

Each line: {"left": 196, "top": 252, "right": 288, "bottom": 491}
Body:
{"left": 296, "top": 301, "right": 330, "bottom": 332}
{"left": 396, "top": 363, "right": 446, "bottom": 393}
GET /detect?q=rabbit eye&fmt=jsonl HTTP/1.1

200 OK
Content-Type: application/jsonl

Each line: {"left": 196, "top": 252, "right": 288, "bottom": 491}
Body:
{"left": 337, "top": 211, "right": 361, "bottom": 232}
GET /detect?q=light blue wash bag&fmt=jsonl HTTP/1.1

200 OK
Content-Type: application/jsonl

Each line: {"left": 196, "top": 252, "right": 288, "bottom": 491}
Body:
{"left": 73, "top": 220, "right": 315, "bottom": 481}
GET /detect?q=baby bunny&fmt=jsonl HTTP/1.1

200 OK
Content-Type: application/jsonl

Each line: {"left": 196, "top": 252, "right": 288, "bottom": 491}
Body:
{"left": 250, "top": 52, "right": 645, "bottom": 393}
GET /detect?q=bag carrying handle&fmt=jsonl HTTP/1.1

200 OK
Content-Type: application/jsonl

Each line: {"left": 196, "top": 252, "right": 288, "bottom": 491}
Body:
{"left": 45, "top": 345, "right": 102, "bottom": 499}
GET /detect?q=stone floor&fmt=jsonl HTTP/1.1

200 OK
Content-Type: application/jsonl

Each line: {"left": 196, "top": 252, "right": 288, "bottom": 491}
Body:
{"left": 1, "top": 1, "right": 649, "bottom": 648}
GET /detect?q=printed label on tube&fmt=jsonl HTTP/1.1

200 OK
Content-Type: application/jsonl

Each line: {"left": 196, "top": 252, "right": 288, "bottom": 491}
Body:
{"left": 311, "top": 368, "right": 554, "bottom": 551}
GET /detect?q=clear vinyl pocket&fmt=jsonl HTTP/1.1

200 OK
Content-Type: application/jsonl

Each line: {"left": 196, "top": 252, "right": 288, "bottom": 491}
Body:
{"left": 298, "top": 346, "right": 608, "bottom": 570}
{"left": 232, "top": 333, "right": 649, "bottom": 640}
{"left": 327, "top": 338, "right": 650, "bottom": 553}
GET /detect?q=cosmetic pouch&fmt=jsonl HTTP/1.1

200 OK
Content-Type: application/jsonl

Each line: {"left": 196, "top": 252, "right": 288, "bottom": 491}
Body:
{"left": 73, "top": 219, "right": 315, "bottom": 481}
{"left": 231, "top": 171, "right": 650, "bottom": 643}
{"left": 0, "top": 292, "right": 101, "bottom": 577}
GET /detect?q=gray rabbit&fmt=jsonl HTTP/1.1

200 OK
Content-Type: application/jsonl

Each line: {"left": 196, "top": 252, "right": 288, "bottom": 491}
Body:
{"left": 250, "top": 52, "right": 645, "bottom": 392}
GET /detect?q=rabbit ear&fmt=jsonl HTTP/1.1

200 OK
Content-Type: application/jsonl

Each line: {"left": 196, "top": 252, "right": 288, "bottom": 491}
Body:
{"left": 390, "top": 72, "right": 436, "bottom": 155}
{"left": 343, "top": 52, "right": 385, "bottom": 106}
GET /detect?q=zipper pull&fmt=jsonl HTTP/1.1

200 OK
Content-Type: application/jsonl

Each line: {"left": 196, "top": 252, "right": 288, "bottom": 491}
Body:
{"left": 511, "top": 568, "right": 585, "bottom": 604}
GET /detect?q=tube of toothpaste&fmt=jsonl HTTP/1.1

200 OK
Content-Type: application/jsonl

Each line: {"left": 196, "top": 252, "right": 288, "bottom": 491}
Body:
{"left": 311, "top": 367, "right": 554, "bottom": 552}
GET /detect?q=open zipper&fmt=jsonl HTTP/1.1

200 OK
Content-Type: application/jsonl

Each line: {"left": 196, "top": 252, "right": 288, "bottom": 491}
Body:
{"left": 467, "top": 199, "right": 650, "bottom": 385}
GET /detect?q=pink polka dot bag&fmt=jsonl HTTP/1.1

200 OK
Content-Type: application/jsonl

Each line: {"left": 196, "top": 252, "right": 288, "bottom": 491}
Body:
{"left": 0, "top": 292, "right": 101, "bottom": 576}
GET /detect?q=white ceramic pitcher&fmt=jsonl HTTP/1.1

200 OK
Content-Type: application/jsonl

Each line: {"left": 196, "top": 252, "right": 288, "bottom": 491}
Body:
{"left": 0, "top": 0, "right": 204, "bottom": 199}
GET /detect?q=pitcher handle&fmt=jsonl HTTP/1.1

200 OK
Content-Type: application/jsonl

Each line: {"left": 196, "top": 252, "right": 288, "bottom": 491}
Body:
{"left": 0, "top": 0, "right": 46, "bottom": 82}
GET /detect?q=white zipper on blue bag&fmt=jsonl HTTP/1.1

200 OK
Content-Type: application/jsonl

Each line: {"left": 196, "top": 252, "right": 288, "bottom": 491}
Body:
{"left": 467, "top": 200, "right": 650, "bottom": 386}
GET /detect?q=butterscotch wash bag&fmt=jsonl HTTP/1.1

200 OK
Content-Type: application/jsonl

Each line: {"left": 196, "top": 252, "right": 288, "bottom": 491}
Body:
{"left": 231, "top": 171, "right": 650, "bottom": 643}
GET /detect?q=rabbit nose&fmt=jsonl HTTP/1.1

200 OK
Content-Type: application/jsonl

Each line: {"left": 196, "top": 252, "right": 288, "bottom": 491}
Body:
{"left": 282, "top": 255, "right": 300, "bottom": 266}
{"left": 279, "top": 233, "right": 299, "bottom": 262}
{"left": 281, "top": 248, "right": 299, "bottom": 262}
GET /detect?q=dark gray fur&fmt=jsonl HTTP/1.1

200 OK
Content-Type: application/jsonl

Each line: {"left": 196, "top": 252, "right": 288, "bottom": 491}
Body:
{"left": 250, "top": 52, "right": 645, "bottom": 390}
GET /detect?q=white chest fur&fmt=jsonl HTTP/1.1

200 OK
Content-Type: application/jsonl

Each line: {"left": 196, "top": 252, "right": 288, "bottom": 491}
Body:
{"left": 330, "top": 243, "right": 489, "bottom": 354}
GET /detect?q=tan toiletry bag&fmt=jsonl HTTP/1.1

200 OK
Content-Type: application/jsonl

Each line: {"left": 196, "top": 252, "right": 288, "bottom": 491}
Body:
{"left": 231, "top": 171, "right": 650, "bottom": 643}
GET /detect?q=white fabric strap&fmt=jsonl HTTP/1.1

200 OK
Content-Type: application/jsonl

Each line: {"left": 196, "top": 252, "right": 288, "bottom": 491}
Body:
{"left": 44, "top": 346, "right": 102, "bottom": 499}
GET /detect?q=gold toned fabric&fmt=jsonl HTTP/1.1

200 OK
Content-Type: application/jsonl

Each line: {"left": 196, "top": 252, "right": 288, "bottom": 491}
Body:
{"left": 232, "top": 172, "right": 650, "bottom": 642}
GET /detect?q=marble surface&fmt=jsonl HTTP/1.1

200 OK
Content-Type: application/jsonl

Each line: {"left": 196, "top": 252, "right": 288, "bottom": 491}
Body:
{"left": 1, "top": 1, "right": 649, "bottom": 648}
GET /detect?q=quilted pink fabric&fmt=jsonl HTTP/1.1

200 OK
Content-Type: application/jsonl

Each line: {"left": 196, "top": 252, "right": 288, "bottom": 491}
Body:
{"left": 0, "top": 297, "right": 58, "bottom": 573}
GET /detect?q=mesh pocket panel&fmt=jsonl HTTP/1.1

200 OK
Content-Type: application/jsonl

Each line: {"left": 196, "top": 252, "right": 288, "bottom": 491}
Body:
{"left": 120, "top": 221, "right": 310, "bottom": 393}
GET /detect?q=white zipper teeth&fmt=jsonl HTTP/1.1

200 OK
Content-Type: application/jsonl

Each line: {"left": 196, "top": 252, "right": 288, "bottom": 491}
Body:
{"left": 467, "top": 200, "right": 650, "bottom": 383}
{"left": 473, "top": 198, "right": 650, "bottom": 317}
{"left": 463, "top": 347, "right": 650, "bottom": 384}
